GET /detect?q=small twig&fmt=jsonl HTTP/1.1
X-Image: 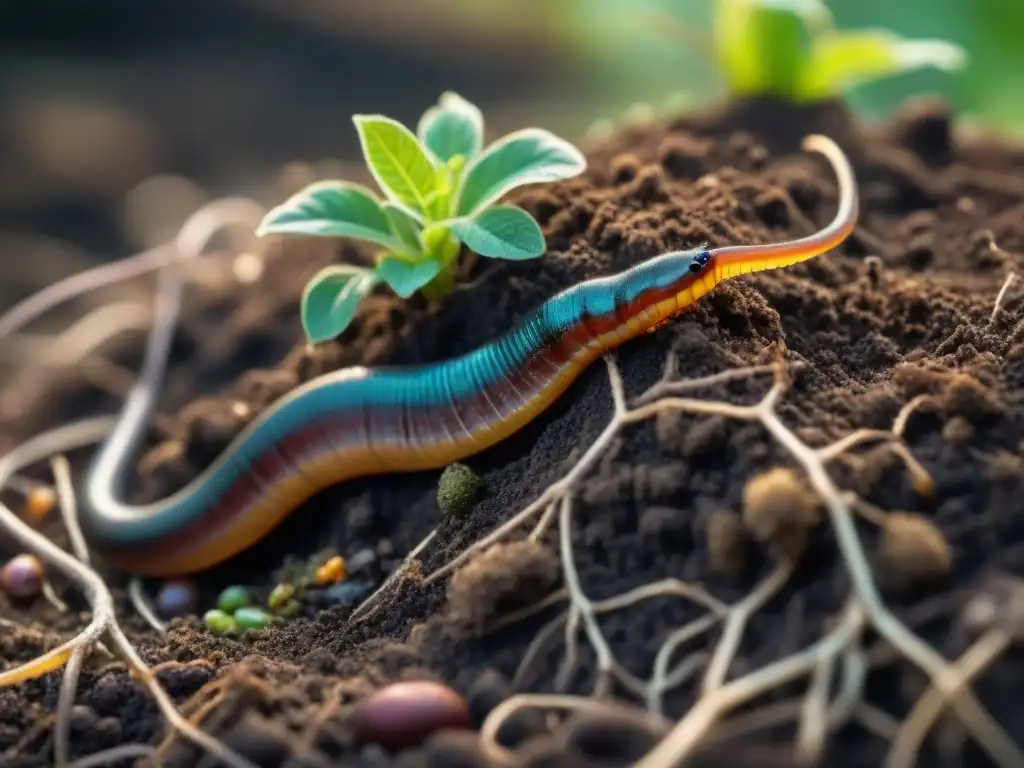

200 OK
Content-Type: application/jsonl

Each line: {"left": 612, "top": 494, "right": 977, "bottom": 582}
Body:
{"left": 40, "top": 579, "right": 68, "bottom": 613}
{"left": 129, "top": 578, "right": 168, "bottom": 635}
{"left": 989, "top": 271, "right": 1017, "bottom": 325}
{"left": 886, "top": 628, "right": 1015, "bottom": 768}
{"left": 635, "top": 601, "right": 867, "bottom": 767}
{"left": 67, "top": 744, "right": 159, "bottom": 768}
{"left": 54, "top": 643, "right": 89, "bottom": 767}
{"left": 50, "top": 455, "right": 89, "bottom": 564}
{"left": 348, "top": 527, "right": 437, "bottom": 625}
{"left": 481, "top": 693, "right": 672, "bottom": 766}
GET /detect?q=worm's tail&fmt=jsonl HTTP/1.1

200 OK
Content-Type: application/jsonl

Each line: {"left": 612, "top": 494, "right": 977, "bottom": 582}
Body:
{"left": 710, "top": 135, "right": 859, "bottom": 278}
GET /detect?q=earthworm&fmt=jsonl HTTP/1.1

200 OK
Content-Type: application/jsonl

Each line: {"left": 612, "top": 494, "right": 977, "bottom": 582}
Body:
{"left": 80, "top": 135, "right": 858, "bottom": 576}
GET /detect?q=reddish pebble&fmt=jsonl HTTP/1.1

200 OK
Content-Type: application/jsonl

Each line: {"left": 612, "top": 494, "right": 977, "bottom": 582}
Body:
{"left": 1, "top": 553, "right": 44, "bottom": 600}
{"left": 354, "top": 680, "right": 471, "bottom": 750}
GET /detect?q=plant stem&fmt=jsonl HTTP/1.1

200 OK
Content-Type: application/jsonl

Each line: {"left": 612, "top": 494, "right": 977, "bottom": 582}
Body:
{"left": 420, "top": 233, "right": 462, "bottom": 304}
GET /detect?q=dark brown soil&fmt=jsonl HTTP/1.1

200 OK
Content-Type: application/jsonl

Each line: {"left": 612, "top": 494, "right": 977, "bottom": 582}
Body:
{"left": 5, "top": 95, "right": 1024, "bottom": 767}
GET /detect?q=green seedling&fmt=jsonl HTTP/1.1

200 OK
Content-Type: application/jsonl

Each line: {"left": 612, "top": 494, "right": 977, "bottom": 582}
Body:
{"left": 713, "top": 0, "right": 966, "bottom": 102}
{"left": 257, "top": 91, "right": 587, "bottom": 344}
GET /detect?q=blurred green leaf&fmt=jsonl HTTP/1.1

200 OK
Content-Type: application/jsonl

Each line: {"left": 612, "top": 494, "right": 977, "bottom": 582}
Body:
{"left": 713, "top": 0, "right": 829, "bottom": 97}
{"left": 256, "top": 181, "right": 401, "bottom": 250}
{"left": 796, "top": 30, "right": 966, "bottom": 101}
{"left": 417, "top": 91, "right": 485, "bottom": 163}
{"left": 446, "top": 205, "right": 546, "bottom": 260}
{"left": 300, "top": 265, "right": 379, "bottom": 344}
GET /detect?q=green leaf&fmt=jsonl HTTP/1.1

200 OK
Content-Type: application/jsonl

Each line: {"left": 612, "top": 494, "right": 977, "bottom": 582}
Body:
{"left": 712, "top": 0, "right": 829, "bottom": 97}
{"left": 446, "top": 205, "right": 545, "bottom": 261}
{"left": 456, "top": 128, "right": 587, "bottom": 217}
{"left": 256, "top": 181, "right": 401, "bottom": 250}
{"left": 795, "top": 31, "right": 967, "bottom": 101}
{"left": 417, "top": 91, "right": 484, "bottom": 164}
{"left": 374, "top": 255, "right": 443, "bottom": 298}
{"left": 353, "top": 115, "right": 439, "bottom": 214}
{"left": 300, "top": 265, "right": 380, "bottom": 344}
{"left": 381, "top": 201, "right": 424, "bottom": 257}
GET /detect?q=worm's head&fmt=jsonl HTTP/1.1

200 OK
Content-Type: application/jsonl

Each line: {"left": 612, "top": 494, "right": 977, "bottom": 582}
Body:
{"left": 669, "top": 245, "right": 720, "bottom": 311}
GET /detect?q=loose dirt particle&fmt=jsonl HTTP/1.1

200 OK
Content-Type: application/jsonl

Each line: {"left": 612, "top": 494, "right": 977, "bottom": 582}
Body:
{"left": 445, "top": 541, "right": 559, "bottom": 635}
{"left": 942, "top": 415, "right": 974, "bottom": 444}
{"left": 705, "top": 508, "right": 751, "bottom": 577}
{"left": 877, "top": 512, "right": 952, "bottom": 591}
{"left": 741, "top": 467, "right": 821, "bottom": 562}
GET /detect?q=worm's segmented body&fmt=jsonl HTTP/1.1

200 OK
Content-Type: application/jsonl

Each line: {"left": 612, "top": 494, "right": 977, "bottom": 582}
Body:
{"left": 81, "top": 136, "right": 859, "bottom": 576}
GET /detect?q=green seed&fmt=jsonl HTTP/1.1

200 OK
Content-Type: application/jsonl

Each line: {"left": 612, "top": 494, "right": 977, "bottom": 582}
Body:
{"left": 203, "top": 609, "right": 238, "bottom": 634}
{"left": 437, "top": 462, "right": 482, "bottom": 518}
{"left": 267, "top": 583, "right": 295, "bottom": 609}
{"left": 216, "top": 585, "right": 252, "bottom": 614}
{"left": 233, "top": 606, "right": 274, "bottom": 630}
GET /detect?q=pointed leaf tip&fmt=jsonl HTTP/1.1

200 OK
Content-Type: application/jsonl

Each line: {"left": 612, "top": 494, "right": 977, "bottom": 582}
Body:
{"left": 353, "top": 115, "right": 438, "bottom": 214}
{"left": 456, "top": 128, "right": 586, "bottom": 217}
{"left": 256, "top": 181, "right": 402, "bottom": 251}
{"left": 447, "top": 205, "right": 545, "bottom": 261}
{"left": 417, "top": 92, "right": 485, "bottom": 164}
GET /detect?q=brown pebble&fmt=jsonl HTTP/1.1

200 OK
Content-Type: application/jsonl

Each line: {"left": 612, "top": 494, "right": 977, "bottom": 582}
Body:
{"left": 742, "top": 467, "right": 821, "bottom": 562}
{"left": 354, "top": 680, "right": 471, "bottom": 750}
{"left": 941, "top": 416, "right": 974, "bottom": 445}
{"left": 1, "top": 553, "right": 45, "bottom": 600}
{"left": 705, "top": 508, "right": 751, "bottom": 577}
{"left": 446, "top": 541, "right": 558, "bottom": 635}
{"left": 877, "top": 512, "right": 951, "bottom": 591}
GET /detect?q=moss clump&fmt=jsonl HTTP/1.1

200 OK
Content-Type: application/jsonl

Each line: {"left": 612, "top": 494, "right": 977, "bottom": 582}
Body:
{"left": 437, "top": 462, "right": 482, "bottom": 518}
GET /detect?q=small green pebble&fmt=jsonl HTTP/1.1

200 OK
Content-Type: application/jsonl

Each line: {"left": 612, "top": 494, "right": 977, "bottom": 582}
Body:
{"left": 203, "top": 609, "right": 238, "bottom": 634}
{"left": 216, "top": 585, "right": 253, "bottom": 614}
{"left": 267, "top": 583, "right": 295, "bottom": 609}
{"left": 437, "top": 462, "right": 482, "bottom": 518}
{"left": 276, "top": 599, "right": 302, "bottom": 618}
{"left": 234, "top": 606, "right": 275, "bottom": 630}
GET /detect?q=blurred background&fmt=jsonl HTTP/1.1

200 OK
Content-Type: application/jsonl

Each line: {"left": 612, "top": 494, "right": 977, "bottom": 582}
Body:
{"left": 1, "top": 0, "right": 1022, "bottom": 313}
